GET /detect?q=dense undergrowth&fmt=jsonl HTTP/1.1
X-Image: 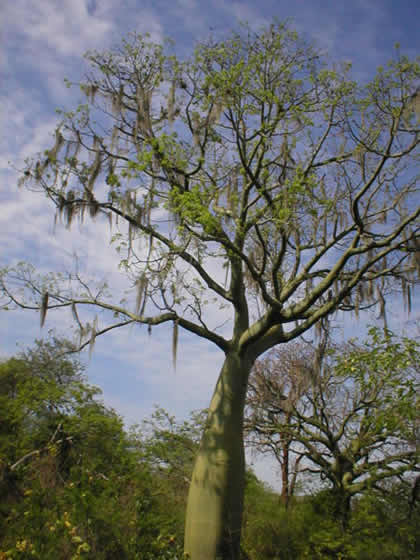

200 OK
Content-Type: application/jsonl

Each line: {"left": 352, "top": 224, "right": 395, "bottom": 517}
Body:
{"left": 1, "top": 338, "right": 418, "bottom": 559}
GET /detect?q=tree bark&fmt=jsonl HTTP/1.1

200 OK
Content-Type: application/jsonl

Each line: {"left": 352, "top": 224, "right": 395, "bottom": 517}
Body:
{"left": 332, "top": 487, "right": 352, "bottom": 529}
{"left": 184, "top": 351, "right": 252, "bottom": 560}
{"left": 280, "top": 440, "right": 290, "bottom": 508}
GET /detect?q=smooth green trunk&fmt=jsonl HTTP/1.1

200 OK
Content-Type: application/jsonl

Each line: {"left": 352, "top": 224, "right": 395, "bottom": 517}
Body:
{"left": 184, "top": 352, "right": 252, "bottom": 560}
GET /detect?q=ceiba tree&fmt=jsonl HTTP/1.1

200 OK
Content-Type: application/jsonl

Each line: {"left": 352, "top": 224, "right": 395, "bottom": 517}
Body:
{"left": 246, "top": 329, "right": 420, "bottom": 525}
{"left": 2, "top": 22, "right": 419, "bottom": 559}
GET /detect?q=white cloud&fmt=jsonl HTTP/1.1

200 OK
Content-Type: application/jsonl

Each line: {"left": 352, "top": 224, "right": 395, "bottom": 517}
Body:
{"left": 4, "top": 0, "right": 111, "bottom": 57}
{"left": 224, "top": 1, "right": 270, "bottom": 29}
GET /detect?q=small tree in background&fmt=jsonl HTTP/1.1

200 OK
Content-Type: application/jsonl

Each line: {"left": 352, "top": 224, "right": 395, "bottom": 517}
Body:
{"left": 245, "top": 341, "right": 316, "bottom": 507}
{"left": 2, "top": 21, "right": 420, "bottom": 558}
{"left": 0, "top": 336, "right": 87, "bottom": 472}
{"left": 246, "top": 328, "right": 420, "bottom": 526}
{"left": 134, "top": 406, "right": 206, "bottom": 513}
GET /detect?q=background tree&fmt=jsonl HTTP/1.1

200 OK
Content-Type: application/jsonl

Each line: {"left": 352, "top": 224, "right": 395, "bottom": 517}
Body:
{"left": 133, "top": 406, "right": 206, "bottom": 518}
{"left": 246, "top": 328, "right": 420, "bottom": 525}
{"left": 0, "top": 335, "right": 87, "bottom": 477}
{"left": 1, "top": 21, "right": 419, "bottom": 559}
{"left": 245, "top": 341, "right": 315, "bottom": 507}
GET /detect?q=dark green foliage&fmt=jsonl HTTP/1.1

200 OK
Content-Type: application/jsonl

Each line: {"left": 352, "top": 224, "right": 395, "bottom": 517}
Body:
{"left": 241, "top": 485, "right": 420, "bottom": 560}
{"left": 0, "top": 337, "right": 185, "bottom": 559}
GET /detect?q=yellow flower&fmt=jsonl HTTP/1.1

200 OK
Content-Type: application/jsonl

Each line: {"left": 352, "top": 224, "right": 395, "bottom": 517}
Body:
{"left": 72, "top": 536, "right": 83, "bottom": 544}
{"left": 15, "top": 540, "right": 27, "bottom": 551}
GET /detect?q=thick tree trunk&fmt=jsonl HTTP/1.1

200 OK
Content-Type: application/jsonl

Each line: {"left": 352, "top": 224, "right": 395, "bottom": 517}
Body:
{"left": 332, "top": 487, "right": 352, "bottom": 529}
{"left": 184, "top": 351, "right": 252, "bottom": 560}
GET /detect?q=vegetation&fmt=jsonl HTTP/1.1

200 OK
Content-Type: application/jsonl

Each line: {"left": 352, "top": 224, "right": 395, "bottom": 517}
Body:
{"left": 1, "top": 19, "right": 419, "bottom": 559}
{"left": 0, "top": 337, "right": 187, "bottom": 559}
{"left": 0, "top": 335, "right": 419, "bottom": 559}
{"left": 246, "top": 327, "right": 420, "bottom": 525}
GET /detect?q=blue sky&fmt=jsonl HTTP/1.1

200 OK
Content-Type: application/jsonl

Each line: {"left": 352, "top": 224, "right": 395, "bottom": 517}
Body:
{"left": 1, "top": 0, "right": 419, "bottom": 489}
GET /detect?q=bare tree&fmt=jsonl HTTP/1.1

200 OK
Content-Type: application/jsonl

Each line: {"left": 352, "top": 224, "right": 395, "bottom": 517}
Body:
{"left": 245, "top": 341, "right": 316, "bottom": 507}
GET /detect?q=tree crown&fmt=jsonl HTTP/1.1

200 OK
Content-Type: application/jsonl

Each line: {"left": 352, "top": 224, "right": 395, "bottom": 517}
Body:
{"left": 2, "top": 22, "right": 419, "bottom": 360}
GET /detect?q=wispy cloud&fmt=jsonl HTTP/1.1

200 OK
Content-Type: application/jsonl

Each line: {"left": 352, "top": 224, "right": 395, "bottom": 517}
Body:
{"left": 4, "top": 0, "right": 111, "bottom": 57}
